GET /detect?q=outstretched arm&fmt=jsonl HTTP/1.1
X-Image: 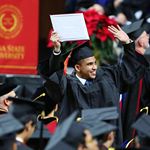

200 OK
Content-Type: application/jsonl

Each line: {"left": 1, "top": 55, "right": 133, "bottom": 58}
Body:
{"left": 38, "top": 31, "right": 62, "bottom": 79}
{"left": 106, "top": 25, "right": 149, "bottom": 91}
{"left": 43, "top": 32, "right": 66, "bottom": 103}
{"left": 108, "top": 25, "right": 149, "bottom": 56}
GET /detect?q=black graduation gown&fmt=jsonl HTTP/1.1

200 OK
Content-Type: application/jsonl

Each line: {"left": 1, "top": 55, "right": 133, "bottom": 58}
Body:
{"left": 42, "top": 42, "right": 148, "bottom": 145}
{"left": 122, "top": 68, "right": 150, "bottom": 141}
{"left": 141, "top": 69, "right": 150, "bottom": 109}
{"left": 16, "top": 141, "right": 33, "bottom": 150}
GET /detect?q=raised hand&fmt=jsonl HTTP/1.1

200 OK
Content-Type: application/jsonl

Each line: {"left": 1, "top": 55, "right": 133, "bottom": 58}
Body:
{"left": 50, "top": 31, "right": 61, "bottom": 52}
{"left": 108, "top": 25, "right": 130, "bottom": 44}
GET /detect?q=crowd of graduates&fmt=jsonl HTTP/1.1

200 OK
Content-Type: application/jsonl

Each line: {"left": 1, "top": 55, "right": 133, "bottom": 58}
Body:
{"left": 0, "top": 0, "right": 150, "bottom": 150}
{"left": 0, "top": 83, "right": 150, "bottom": 150}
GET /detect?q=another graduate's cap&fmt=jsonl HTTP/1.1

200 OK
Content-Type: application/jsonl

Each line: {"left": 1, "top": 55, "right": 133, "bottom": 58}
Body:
{"left": 8, "top": 96, "right": 44, "bottom": 124}
{"left": 45, "top": 111, "right": 79, "bottom": 150}
{"left": 132, "top": 114, "right": 150, "bottom": 138}
{"left": 81, "top": 106, "right": 119, "bottom": 121}
{"left": 122, "top": 19, "right": 144, "bottom": 34}
{"left": 13, "top": 85, "right": 24, "bottom": 97}
{"left": 0, "top": 113, "right": 23, "bottom": 137}
{"left": 88, "top": 121, "right": 117, "bottom": 138}
{"left": 121, "top": 19, "right": 144, "bottom": 40}
{"left": 64, "top": 121, "right": 86, "bottom": 147}
{"left": 0, "top": 83, "right": 17, "bottom": 96}
{"left": 32, "top": 86, "right": 56, "bottom": 116}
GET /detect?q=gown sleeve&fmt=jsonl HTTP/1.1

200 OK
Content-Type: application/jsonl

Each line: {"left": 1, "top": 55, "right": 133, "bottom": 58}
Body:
{"left": 43, "top": 52, "right": 67, "bottom": 103}
{"left": 101, "top": 42, "right": 149, "bottom": 93}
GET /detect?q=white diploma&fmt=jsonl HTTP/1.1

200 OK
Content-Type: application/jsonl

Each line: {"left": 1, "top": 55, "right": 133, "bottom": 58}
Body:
{"left": 50, "top": 13, "right": 89, "bottom": 42}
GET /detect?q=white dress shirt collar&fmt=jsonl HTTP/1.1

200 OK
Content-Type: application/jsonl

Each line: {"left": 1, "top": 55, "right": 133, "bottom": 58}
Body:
{"left": 76, "top": 74, "right": 86, "bottom": 85}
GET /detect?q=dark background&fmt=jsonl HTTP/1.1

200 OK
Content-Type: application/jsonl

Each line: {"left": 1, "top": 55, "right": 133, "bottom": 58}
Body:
{"left": 39, "top": 0, "right": 65, "bottom": 61}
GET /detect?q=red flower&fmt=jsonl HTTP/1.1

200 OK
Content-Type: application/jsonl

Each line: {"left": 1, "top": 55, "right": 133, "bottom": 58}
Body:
{"left": 47, "top": 29, "right": 53, "bottom": 48}
{"left": 102, "top": 27, "right": 115, "bottom": 40}
{"left": 86, "top": 22, "right": 97, "bottom": 36}
{"left": 83, "top": 9, "right": 117, "bottom": 42}
{"left": 96, "top": 29, "right": 107, "bottom": 42}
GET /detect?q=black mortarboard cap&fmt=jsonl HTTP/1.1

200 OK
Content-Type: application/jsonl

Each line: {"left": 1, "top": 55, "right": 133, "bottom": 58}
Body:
{"left": 4, "top": 76, "right": 43, "bottom": 99}
{"left": 0, "top": 83, "right": 17, "bottom": 96}
{"left": 64, "top": 121, "right": 85, "bottom": 147}
{"left": 88, "top": 121, "right": 117, "bottom": 138}
{"left": 70, "top": 44, "right": 94, "bottom": 67}
{"left": 8, "top": 96, "right": 44, "bottom": 124}
{"left": 81, "top": 106, "right": 119, "bottom": 122}
{"left": 13, "top": 85, "right": 24, "bottom": 97}
{"left": 45, "top": 111, "right": 78, "bottom": 150}
{"left": 60, "top": 40, "right": 89, "bottom": 74}
{"left": 132, "top": 114, "right": 150, "bottom": 138}
{"left": 122, "top": 19, "right": 144, "bottom": 34}
{"left": 0, "top": 113, "right": 23, "bottom": 137}
{"left": 32, "top": 86, "right": 56, "bottom": 116}
{"left": 122, "top": 19, "right": 144, "bottom": 40}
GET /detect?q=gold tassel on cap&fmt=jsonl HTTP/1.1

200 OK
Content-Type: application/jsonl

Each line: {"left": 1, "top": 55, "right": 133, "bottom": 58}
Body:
{"left": 37, "top": 110, "right": 46, "bottom": 121}
{"left": 32, "top": 93, "right": 46, "bottom": 102}
{"left": 140, "top": 106, "right": 149, "bottom": 115}
{"left": 125, "top": 138, "right": 135, "bottom": 148}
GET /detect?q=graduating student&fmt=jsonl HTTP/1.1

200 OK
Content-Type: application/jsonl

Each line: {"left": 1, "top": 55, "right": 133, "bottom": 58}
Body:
{"left": 80, "top": 107, "right": 118, "bottom": 149}
{"left": 120, "top": 20, "right": 150, "bottom": 141}
{"left": 39, "top": 21, "right": 149, "bottom": 145}
{"left": 27, "top": 121, "right": 51, "bottom": 150}
{"left": 123, "top": 64, "right": 150, "bottom": 142}
{"left": 45, "top": 111, "right": 99, "bottom": 150}
{"left": 0, "top": 113, "right": 23, "bottom": 150}
{"left": 90, "top": 121, "right": 117, "bottom": 150}
{"left": 8, "top": 97, "right": 44, "bottom": 150}
{"left": 31, "top": 86, "right": 58, "bottom": 134}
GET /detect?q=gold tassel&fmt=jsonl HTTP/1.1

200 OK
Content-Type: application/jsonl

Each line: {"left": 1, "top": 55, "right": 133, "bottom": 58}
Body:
{"left": 140, "top": 106, "right": 149, "bottom": 115}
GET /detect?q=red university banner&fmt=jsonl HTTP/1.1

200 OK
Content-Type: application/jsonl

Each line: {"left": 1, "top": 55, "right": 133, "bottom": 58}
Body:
{"left": 0, "top": 0, "right": 39, "bottom": 74}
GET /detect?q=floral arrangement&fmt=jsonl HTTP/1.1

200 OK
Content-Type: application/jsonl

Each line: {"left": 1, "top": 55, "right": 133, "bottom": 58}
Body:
{"left": 48, "top": 10, "right": 118, "bottom": 65}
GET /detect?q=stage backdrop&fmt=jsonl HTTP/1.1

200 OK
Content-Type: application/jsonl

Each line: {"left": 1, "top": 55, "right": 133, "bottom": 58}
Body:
{"left": 0, "top": 0, "right": 39, "bottom": 74}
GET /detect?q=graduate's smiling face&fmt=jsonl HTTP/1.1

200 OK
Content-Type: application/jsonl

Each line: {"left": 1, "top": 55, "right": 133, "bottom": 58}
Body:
{"left": 75, "top": 56, "right": 97, "bottom": 79}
